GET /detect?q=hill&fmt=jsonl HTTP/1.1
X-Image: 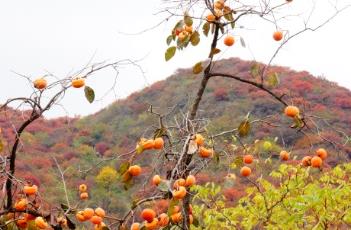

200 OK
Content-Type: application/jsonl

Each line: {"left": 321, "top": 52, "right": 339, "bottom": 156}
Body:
{"left": 1, "top": 58, "right": 351, "bottom": 214}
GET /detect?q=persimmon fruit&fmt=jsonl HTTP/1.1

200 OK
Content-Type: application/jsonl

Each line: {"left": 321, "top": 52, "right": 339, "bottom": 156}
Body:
{"left": 240, "top": 166, "right": 252, "bottom": 177}
{"left": 243, "top": 154, "right": 254, "bottom": 164}
{"left": 141, "top": 208, "right": 156, "bottom": 223}
{"left": 224, "top": 35, "right": 235, "bottom": 46}
{"left": 128, "top": 165, "right": 142, "bottom": 176}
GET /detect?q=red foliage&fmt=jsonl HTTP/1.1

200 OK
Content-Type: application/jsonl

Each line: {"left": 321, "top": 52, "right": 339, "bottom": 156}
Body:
{"left": 223, "top": 188, "right": 245, "bottom": 202}
{"left": 214, "top": 88, "right": 229, "bottom": 101}
{"left": 95, "top": 142, "right": 109, "bottom": 155}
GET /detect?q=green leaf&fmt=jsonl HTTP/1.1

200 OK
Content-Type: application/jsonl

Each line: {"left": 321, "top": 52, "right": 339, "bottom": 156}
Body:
{"left": 167, "top": 199, "right": 180, "bottom": 216}
{"left": 238, "top": 120, "right": 250, "bottom": 137}
{"left": 136, "top": 143, "right": 144, "bottom": 154}
{"left": 224, "top": 12, "right": 234, "bottom": 22}
{"left": 202, "top": 22, "right": 210, "bottom": 36}
{"left": 184, "top": 14, "right": 193, "bottom": 26}
{"left": 233, "top": 156, "right": 244, "bottom": 168}
{"left": 166, "top": 35, "right": 173, "bottom": 45}
{"left": 266, "top": 72, "right": 280, "bottom": 87}
{"left": 158, "top": 180, "right": 169, "bottom": 192}
{"left": 193, "top": 62, "right": 203, "bottom": 74}
{"left": 190, "top": 31, "right": 200, "bottom": 46}
{"left": 165, "top": 46, "right": 176, "bottom": 61}
{"left": 291, "top": 116, "right": 304, "bottom": 129}
{"left": 192, "top": 216, "right": 200, "bottom": 227}
{"left": 118, "top": 162, "right": 130, "bottom": 175}
{"left": 210, "top": 48, "right": 221, "bottom": 56}
{"left": 84, "top": 86, "right": 95, "bottom": 103}
{"left": 219, "top": 24, "right": 225, "bottom": 34}
{"left": 250, "top": 62, "right": 260, "bottom": 77}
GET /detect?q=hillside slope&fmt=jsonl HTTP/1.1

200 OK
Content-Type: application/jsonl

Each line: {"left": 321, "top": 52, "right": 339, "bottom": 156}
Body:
{"left": 1, "top": 57, "right": 351, "bottom": 214}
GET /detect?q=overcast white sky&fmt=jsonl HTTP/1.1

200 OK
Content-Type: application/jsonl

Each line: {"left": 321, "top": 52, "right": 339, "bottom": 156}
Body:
{"left": 0, "top": 0, "right": 350, "bottom": 118}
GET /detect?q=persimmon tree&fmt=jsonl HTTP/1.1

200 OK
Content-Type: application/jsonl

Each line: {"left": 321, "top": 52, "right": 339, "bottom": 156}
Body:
{"left": 0, "top": 0, "right": 350, "bottom": 230}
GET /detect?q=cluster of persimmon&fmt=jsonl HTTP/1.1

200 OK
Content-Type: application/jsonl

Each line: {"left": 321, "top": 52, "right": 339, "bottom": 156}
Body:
{"left": 137, "top": 137, "right": 165, "bottom": 152}
{"left": 10, "top": 184, "right": 48, "bottom": 229}
{"left": 206, "top": 0, "right": 230, "bottom": 22}
{"left": 76, "top": 207, "right": 106, "bottom": 229}
{"left": 173, "top": 175, "right": 196, "bottom": 200}
{"left": 240, "top": 155, "right": 253, "bottom": 177}
{"left": 173, "top": 19, "right": 195, "bottom": 42}
{"left": 79, "top": 183, "right": 89, "bottom": 200}
{"left": 33, "top": 77, "right": 85, "bottom": 90}
{"left": 302, "top": 148, "right": 327, "bottom": 168}
{"left": 195, "top": 134, "right": 215, "bottom": 158}
{"left": 131, "top": 205, "right": 194, "bottom": 230}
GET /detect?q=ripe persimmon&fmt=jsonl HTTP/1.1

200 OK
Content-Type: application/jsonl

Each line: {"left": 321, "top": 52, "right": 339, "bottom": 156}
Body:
{"left": 24, "top": 213, "right": 36, "bottom": 221}
{"left": 128, "top": 165, "right": 142, "bottom": 176}
{"left": 280, "top": 150, "right": 289, "bottom": 161}
{"left": 72, "top": 78, "right": 85, "bottom": 88}
{"left": 284, "top": 105, "right": 300, "bottom": 118}
{"left": 178, "top": 31, "right": 189, "bottom": 42}
{"left": 57, "top": 216, "right": 67, "bottom": 227}
{"left": 144, "top": 218, "right": 158, "bottom": 230}
{"left": 79, "top": 184, "right": 88, "bottom": 192}
{"left": 35, "top": 217, "right": 48, "bottom": 229}
{"left": 195, "top": 134, "right": 205, "bottom": 146}
{"left": 311, "top": 156, "right": 322, "bottom": 168}
{"left": 23, "top": 184, "right": 38, "bottom": 196}
{"left": 95, "top": 207, "right": 106, "bottom": 218}
{"left": 240, "top": 166, "right": 252, "bottom": 177}
{"left": 158, "top": 213, "right": 170, "bottom": 227}
{"left": 214, "top": 0, "right": 225, "bottom": 10}
{"left": 33, "top": 78, "right": 47, "bottom": 90}
{"left": 16, "top": 218, "right": 28, "bottom": 229}
{"left": 206, "top": 14, "right": 216, "bottom": 22}
{"left": 173, "top": 178, "right": 186, "bottom": 188}
{"left": 14, "top": 198, "right": 28, "bottom": 211}
{"left": 141, "top": 138, "right": 154, "bottom": 150}
{"left": 76, "top": 211, "right": 86, "bottom": 222}
{"left": 188, "top": 204, "right": 193, "bottom": 215}
{"left": 173, "top": 186, "right": 187, "bottom": 200}
{"left": 184, "top": 25, "right": 193, "bottom": 33}
{"left": 273, "top": 31, "right": 283, "bottom": 41}
{"left": 243, "top": 154, "right": 254, "bottom": 164}
{"left": 91, "top": 215, "right": 103, "bottom": 225}
{"left": 198, "top": 147, "right": 213, "bottom": 158}
{"left": 224, "top": 35, "right": 235, "bottom": 46}
{"left": 171, "top": 212, "right": 182, "bottom": 223}
{"left": 302, "top": 156, "right": 312, "bottom": 167}
{"left": 316, "top": 148, "right": 328, "bottom": 160}
{"left": 152, "top": 175, "right": 161, "bottom": 186}
{"left": 130, "top": 222, "right": 140, "bottom": 230}
{"left": 189, "top": 214, "right": 194, "bottom": 225}
{"left": 153, "top": 137, "right": 164, "bottom": 150}
{"left": 80, "top": 192, "right": 89, "bottom": 200}
{"left": 185, "top": 175, "right": 196, "bottom": 187}
{"left": 83, "top": 208, "right": 95, "bottom": 220}
{"left": 214, "top": 9, "right": 223, "bottom": 17}
{"left": 141, "top": 208, "right": 156, "bottom": 223}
